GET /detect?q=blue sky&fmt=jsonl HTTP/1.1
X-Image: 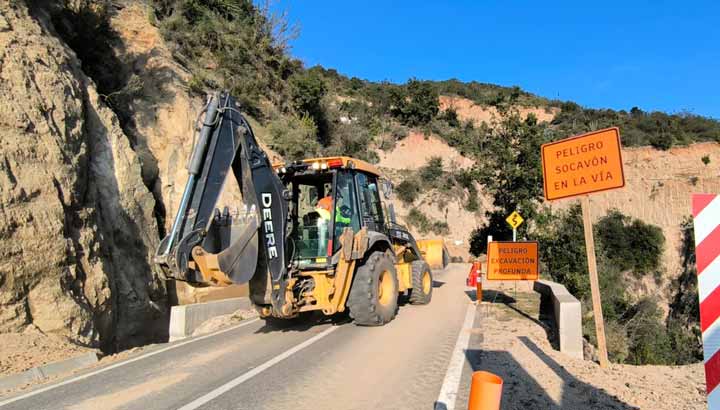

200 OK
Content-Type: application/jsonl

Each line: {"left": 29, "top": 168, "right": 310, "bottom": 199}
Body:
{"left": 272, "top": 1, "right": 720, "bottom": 118}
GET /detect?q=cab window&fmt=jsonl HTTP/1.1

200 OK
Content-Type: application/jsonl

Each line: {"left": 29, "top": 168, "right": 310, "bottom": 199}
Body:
{"left": 356, "top": 172, "right": 384, "bottom": 231}
{"left": 333, "top": 170, "right": 361, "bottom": 252}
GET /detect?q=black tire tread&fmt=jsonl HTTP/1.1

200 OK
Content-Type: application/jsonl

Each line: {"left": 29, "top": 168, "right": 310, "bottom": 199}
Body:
{"left": 409, "top": 260, "right": 432, "bottom": 305}
{"left": 347, "top": 251, "right": 398, "bottom": 326}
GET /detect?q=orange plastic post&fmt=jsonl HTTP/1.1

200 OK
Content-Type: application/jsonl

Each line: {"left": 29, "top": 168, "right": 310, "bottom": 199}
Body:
{"left": 476, "top": 262, "right": 482, "bottom": 302}
{"left": 467, "top": 371, "right": 503, "bottom": 410}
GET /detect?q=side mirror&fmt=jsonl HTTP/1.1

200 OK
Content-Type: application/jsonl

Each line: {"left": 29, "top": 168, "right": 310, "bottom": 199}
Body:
{"left": 387, "top": 203, "right": 397, "bottom": 224}
{"left": 380, "top": 179, "right": 393, "bottom": 199}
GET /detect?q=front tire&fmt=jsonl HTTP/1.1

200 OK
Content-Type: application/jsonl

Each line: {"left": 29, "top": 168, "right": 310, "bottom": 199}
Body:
{"left": 409, "top": 260, "right": 433, "bottom": 305}
{"left": 348, "top": 251, "right": 399, "bottom": 326}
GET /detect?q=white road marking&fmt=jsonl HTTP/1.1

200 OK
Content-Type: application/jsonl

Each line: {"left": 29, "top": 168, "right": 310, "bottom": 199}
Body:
{"left": 0, "top": 318, "right": 261, "bottom": 407}
{"left": 177, "top": 325, "right": 339, "bottom": 410}
{"left": 434, "top": 301, "right": 476, "bottom": 410}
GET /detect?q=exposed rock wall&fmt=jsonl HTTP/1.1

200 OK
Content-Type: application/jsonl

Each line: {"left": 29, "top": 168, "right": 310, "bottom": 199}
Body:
{"left": 0, "top": 2, "right": 166, "bottom": 351}
{"left": 108, "top": 3, "right": 252, "bottom": 304}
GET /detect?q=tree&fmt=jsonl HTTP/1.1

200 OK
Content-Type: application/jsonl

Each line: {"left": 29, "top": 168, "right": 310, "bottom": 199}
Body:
{"left": 289, "top": 71, "right": 326, "bottom": 121}
{"left": 390, "top": 79, "right": 439, "bottom": 126}
{"left": 469, "top": 111, "right": 550, "bottom": 254}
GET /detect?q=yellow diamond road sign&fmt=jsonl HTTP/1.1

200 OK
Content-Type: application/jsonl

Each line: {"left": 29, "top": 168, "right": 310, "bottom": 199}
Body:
{"left": 506, "top": 211, "right": 524, "bottom": 229}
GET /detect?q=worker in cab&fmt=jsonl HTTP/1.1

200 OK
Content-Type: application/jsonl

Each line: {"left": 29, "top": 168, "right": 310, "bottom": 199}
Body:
{"left": 315, "top": 196, "right": 332, "bottom": 255}
{"left": 315, "top": 194, "right": 353, "bottom": 255}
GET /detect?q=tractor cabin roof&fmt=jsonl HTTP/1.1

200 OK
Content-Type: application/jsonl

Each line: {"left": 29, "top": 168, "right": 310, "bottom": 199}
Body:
{"left": 273, "top": 156, "right": 383, "bottom": 178}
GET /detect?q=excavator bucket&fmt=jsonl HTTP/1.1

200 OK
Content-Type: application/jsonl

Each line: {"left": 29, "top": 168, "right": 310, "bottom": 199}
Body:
{"left": 416, "top": 239, "right": 450, "bottom": 270}
{"left": 190, "top": 205, "right": 260, "bottom": 286}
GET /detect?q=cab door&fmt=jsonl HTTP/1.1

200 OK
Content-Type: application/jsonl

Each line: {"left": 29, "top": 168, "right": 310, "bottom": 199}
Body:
{"left": 355, "top": 172, "right": 385, "bottom": 233}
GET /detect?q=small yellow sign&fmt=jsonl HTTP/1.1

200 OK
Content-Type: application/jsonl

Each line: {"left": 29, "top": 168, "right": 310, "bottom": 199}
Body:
{"left": 506, "top": 211, "right": 524, "bottom": 229}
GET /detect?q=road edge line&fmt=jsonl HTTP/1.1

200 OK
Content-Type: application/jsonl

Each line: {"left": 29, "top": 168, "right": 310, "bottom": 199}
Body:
{"left": 0, "top": 318, "right": 260, "bottom": 407}
{"left": 177, "top": 325, "right": 340, "bottom": 410}
{"left": 434, "top": 301, "right": 476, "bottom": 410}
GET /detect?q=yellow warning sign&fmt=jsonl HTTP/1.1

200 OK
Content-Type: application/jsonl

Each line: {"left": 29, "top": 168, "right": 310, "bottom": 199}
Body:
{"left": 506, "top": 211, "right": 524, "bottom": 229}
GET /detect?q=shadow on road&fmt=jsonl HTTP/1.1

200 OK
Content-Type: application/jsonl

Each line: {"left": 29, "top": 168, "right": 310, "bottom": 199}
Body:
{"left": 464, "top": 338, "right": 638, "bottom": 409}
{"left": 254, "top": 311, "right": 351, "bottom": 334}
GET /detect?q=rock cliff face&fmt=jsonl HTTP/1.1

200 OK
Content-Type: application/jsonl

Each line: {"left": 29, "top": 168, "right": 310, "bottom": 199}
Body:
{"left": 0, "top": 2, "right": 166, "bottom": 351}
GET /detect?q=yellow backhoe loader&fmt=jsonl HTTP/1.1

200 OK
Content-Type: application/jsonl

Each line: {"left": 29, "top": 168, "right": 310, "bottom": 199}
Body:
{"left": 154, "top": 92, "right": 447, "bottom": 325}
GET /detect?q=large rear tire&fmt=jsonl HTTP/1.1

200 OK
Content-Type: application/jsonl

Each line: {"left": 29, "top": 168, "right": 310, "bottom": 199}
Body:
{"left": 348, "top": 251, "right": 398, "bottom": 326}
{"left": 408, "top": 260, "right": 433, "bottom": 305}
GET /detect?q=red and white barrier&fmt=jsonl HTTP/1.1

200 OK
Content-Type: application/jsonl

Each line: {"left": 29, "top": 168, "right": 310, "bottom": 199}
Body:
{"left": 693, "top": 194, "right": 720, "bottom": 408}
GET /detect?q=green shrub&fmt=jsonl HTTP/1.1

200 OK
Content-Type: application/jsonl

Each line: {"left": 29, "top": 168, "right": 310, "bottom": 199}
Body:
{"left": 406, "top": 208, "right": 449, "bottom": 235}
{"left": 323, "top": 122, "right": 376, "bottom": 163}
{"left": 267, "top": 115, "right": 319, "bottom": 159}
{"left": 406, "top": 208, "right": 429, "bottom": 231}
{"left": 595, "top": 210, "right": 664, "bottom": 277}
{"left": 625, "top": 298, "right": 673, "bottom": 365}
{"left": 584, "top": 318, "right": 629, "bottom": 363}
{"left": 454, "top": 170, "right": 480, "bottom": 212}
{"left": 395, "top": 178, "right": 421, "bottom": 204}
{"left": 152, "top": 0, "right": 301, "bottom": 115}
{"left": 703, "top": 155, "right": 711, "bottom": 165}
{"left": 666, "top": 217, "right": 702, "bottom": 363}
{"left": 419, "top": 157, "right": 444, "bottom": 182}
{"left": 438, "top": 108, "right": 460, "bottom": 127}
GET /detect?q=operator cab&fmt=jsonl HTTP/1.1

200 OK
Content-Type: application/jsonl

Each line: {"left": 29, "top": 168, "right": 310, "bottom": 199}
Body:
{"left": 276, "top": 157, "right": 388, "bottom": 271}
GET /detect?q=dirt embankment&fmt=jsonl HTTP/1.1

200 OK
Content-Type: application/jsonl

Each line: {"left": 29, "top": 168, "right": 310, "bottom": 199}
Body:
{"left": 377, "top": 131, "right": 474, "bottom": 170}
{"left": 439, "top": 95, "right": 559, "bottom": 126}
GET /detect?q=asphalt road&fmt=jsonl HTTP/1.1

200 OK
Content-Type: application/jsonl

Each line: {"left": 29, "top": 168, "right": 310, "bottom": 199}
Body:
{"left": 0, "top": 264, "right": 479, "bottom": 410}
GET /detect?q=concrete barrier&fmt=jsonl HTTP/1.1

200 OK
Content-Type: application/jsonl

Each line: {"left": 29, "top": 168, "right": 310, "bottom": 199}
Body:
{"left": 0, "top": 351, "right": 98, "bottom": 392}
{"left": 169, "top": 297, "right": 252, "bottom": 341}
{"left": 533, "top": 280, "right": 583, "bottom": 360}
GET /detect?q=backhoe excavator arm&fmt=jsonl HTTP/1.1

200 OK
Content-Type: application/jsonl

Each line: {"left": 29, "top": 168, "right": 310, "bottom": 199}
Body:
{"left": 154, "top": 92, "right": 290, "bottom": 313}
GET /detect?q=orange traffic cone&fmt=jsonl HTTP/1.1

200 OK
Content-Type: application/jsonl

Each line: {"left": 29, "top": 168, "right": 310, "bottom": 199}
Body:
{"left": 467, "top": 371, "right": 503, "bottom": 410}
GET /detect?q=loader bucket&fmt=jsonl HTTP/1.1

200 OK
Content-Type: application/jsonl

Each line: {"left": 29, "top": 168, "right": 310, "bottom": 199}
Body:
{"left": 417, "top": 239, "right": 450, "bottom": 270}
